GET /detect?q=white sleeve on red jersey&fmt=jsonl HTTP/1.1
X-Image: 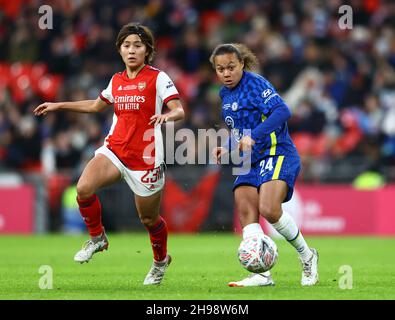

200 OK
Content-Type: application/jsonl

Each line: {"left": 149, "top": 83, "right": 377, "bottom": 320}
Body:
{"left": 99, "top": 76, "right": 114, "bottom": 105}
{"left": 156, "top": 71, "right": 179, "bottom": 105}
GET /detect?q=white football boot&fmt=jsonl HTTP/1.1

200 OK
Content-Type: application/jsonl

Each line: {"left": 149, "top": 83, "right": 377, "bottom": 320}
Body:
{"left": 74, "top": 232, "right": 109, "bottom": 263}
{"left": 228, "top": 271, "right": 275, "bottom": 287}
{"left": 300, "top": 248, "right": 319, "bottom": 286}
{"left": 143, "top": 255, "right": 172, "bottom": 285}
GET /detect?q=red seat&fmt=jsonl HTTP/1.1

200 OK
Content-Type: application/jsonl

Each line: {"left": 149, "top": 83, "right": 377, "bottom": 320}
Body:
{"left": 9, "top": 62, "right": 33, "bottom": 81}
{"left": 311, "top": 133, "right": 328, "bottom": 157}
{"left": 291, "top": 132, "right": 314, "bottom": 156}
{"left": 37, "top": 74, "right": 64, "bottom": 101}
{"left": 332, "top": 110, "right": 363, "bottom": 156}
{"left": 199, "top": 10, "right": 224, "bottom": 35}
{"left": 1, "top": 62, "right": 63, "bottom": 102}
{"left": 0, "top": 64, "right": 11, "bottom": 88}
{"left": 10, "top": 73, "right": 32, "bottom": 103}
{"left": 30, "top": 63, "right": 48, "bottom": 93}
{"left": 8, "top": 63, "right": 33, "bottom": 103}
{"left": 175, "top": 72, "right": 201, "bottom": 102}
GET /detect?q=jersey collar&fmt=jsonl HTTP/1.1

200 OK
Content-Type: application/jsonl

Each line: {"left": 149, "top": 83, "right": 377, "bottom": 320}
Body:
{"left": 122, "top": 64, "right": 148, "bottom": 81}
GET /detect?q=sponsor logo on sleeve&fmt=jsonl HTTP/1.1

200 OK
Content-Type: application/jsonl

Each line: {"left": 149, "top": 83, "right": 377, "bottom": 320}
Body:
{"left": 166, "top": 81, "right": 174, "bottom": 89}
{"left": 262, "top": 89, "right": 272, "bottom": 98}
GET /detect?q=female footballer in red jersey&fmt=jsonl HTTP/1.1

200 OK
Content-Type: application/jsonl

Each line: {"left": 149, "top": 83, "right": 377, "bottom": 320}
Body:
{"left": 34, "top": 23, "right": 185, "bottom": 285}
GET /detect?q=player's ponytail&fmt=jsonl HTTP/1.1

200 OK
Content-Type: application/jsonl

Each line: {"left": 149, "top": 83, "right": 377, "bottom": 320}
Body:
{"left": 210, "top": 43, "right": 259, "bottom": 72}
{"left": 234, "top": 44, "right": 259, "bottom": 72}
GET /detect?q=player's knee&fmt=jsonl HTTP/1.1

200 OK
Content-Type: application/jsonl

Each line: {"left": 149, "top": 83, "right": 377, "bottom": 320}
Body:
{"left": 259, "top": 203, "right": 281, "bottom": 224}
{"left": 140, "top": 216, "right": 156, "bottom": 227}
{"left": 76, "top": 182, "right": 94, "bottom": 200}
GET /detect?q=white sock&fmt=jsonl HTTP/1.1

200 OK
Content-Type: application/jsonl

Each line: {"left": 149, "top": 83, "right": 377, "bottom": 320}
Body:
{"left": 242, "top": 223, "right": 264, "bottom": 239}
{"left": 271, "top": 211, "right": 312, "bottom": 262}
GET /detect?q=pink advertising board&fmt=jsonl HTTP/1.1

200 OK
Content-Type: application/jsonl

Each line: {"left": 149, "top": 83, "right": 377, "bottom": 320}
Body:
{"left": 234, "top": 185, "right": 395, "bottom": 236}
{"left": 0, "top": 185, "right": 34, "bottom": 234}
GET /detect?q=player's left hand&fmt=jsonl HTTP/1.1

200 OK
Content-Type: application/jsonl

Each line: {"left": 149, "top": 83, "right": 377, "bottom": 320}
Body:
{"left": 238, "top": 136, "right": 255, "bottom": 151}
{"left": 149, "top": 114, "right": 169, "bottom": 126}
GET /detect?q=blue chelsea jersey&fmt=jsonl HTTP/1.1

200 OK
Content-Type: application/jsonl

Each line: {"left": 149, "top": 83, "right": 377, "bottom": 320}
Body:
{"left": 220, "top": 71, "right": 299, "bottom": 164}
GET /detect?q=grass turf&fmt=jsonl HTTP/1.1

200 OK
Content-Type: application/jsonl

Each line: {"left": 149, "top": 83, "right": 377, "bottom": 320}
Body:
{"left": 0, "top": 233, "right": 394, "bottom": 300}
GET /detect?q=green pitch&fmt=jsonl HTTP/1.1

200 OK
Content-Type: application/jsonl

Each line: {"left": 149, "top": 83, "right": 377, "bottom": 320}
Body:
{"left": 0, "top": 233, "right": 394, "bottom": 300}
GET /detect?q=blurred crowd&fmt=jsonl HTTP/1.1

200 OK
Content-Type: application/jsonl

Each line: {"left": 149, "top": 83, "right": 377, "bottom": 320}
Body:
{"left": 1, "top": 0, "right": 395, "bottom": 182}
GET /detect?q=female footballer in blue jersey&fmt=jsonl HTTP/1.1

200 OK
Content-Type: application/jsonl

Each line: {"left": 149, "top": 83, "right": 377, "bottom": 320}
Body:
{"left": 210, "top": 43, "right": 318, "bottom": 287}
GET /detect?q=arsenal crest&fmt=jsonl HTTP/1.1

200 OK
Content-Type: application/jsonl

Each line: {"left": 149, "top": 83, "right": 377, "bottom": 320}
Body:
{"left": 138, "top": 82, "right": 146, "bottom": 91}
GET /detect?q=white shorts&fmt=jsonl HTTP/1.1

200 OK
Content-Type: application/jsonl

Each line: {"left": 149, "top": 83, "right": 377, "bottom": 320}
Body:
{"left": 95, "top": 145, "right": 165, "bottom": 197}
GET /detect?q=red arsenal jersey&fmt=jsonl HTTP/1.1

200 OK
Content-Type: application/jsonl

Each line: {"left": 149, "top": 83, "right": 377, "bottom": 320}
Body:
{"left": 99, "top": 65, "right": 179, "bottom": 170}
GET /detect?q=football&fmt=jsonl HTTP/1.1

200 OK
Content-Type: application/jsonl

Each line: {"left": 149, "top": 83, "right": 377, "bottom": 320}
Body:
{"left": 237, "top": 234, "right": 278, "bottom": 273}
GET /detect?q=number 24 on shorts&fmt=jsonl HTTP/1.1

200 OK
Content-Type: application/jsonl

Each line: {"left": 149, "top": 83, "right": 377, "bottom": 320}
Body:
{"left": 259, "top": 157, "right": 274, "bottom": 176}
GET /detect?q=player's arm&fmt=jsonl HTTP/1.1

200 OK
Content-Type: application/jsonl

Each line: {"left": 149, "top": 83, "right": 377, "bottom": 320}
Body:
{"left": 238, "top": 85, "right": 291, "bottom": 151}
{"left": 250, "top": 103, "right": 291, "bottom": 141}
{"left": 149, "top": 99, "right": 185, "bottom": 125}
{"left": 33, "top": 97, "right": 108, "bottom": 116}
{"left": 238, "top": 104, "right": 291, "bottom": 151}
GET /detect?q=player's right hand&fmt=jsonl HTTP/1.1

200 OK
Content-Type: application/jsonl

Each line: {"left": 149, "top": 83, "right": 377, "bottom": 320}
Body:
{"left": 33, "top": 102, "right": 60, "bottom": 116}
{"left": 212, "top": 147, "right": 228, "bottom": 164}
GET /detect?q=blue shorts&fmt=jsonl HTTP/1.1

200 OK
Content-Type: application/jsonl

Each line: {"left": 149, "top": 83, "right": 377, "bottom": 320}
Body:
{"left": 233, "top": 155, "right": 301, "bottom": 202}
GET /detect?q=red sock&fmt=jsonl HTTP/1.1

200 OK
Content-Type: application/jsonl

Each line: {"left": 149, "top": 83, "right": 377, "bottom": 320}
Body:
{"left": 146, "top": 216, "right": 168, "bottom": 262}
{"left": 77, "top": 194, "right": 103, "bottom": 237}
